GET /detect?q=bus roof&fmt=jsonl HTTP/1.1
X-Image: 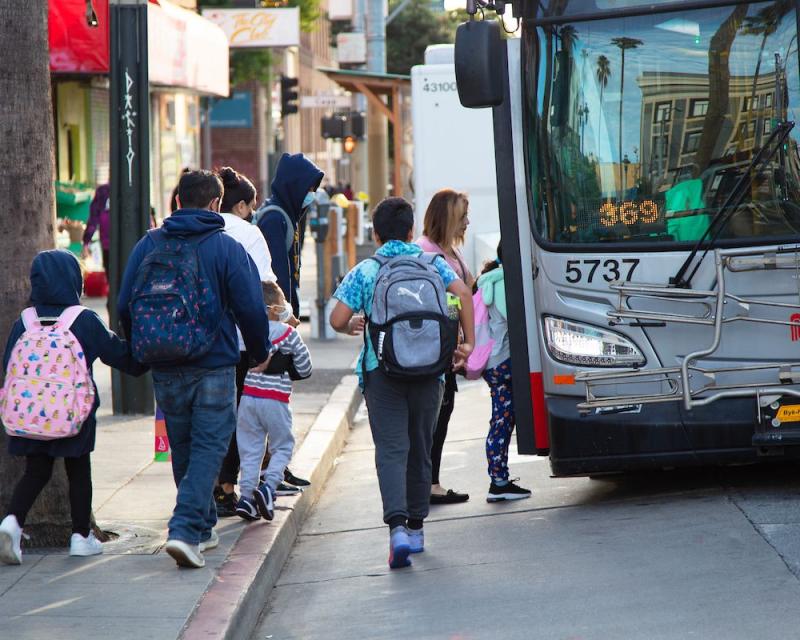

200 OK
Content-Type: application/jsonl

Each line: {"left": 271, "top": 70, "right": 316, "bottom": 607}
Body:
{"left": 515, "top": 0, "right": 750, "bottom": 25}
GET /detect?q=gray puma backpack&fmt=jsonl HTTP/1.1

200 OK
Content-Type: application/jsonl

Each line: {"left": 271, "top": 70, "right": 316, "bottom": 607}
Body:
{"left": 366, "top": 253, "right": 459, "bottom": 379}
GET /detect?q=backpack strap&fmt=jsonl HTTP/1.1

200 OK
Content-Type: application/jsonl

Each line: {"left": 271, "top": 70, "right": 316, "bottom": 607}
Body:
{"left": 260, "top": 204, "right": 295, "bottom": 252}
{"left": 21, "top": 307, "right": 41, "bottom": 332}
{"left": 420, "top": 251, "right": 441, "bottom": 266}
{"left": 55, "top": 306, "right": 88, "bottom": 331}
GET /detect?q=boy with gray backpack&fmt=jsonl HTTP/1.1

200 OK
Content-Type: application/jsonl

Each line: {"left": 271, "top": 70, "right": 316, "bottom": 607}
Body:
{"left": 330, "top": 197, "right": 475, "bottom": 569}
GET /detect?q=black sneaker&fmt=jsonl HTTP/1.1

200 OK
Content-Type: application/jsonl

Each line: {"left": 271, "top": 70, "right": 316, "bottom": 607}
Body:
{"left": 284, "top": 468, "right": 310, "bottom": 487}
{"left": 215, "top": 487, "right": 239, "bottom": 518}
{"left": 486, "top": 479, "right": 532, "bottom": 503}
{"left": 275, "top": 481, "right": 303, "bottom": 497}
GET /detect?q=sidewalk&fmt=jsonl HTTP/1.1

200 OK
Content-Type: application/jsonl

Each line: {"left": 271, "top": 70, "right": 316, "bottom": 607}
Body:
{"left": 0, "top": 293, "right": 362, "bottom": 639}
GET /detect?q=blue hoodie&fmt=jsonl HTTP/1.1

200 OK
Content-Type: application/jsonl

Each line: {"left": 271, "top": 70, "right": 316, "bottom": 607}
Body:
{"left": 4, "top": 250, "right": 146, "bottom": 458}
{"left": 257, "top": 153, "right": 324, "bottom": 316}
{"left": 118, "top": 209, "right": 271, "bottom": 369}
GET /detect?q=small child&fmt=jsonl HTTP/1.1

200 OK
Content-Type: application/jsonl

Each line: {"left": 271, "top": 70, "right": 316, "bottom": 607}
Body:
{"left": 477, "top": 243, "right": 531, "bottom": 502}
{"left": 0, "top": 250, "right": 146, "bottom": 564}
{"left": 235, "top": 282, "right": 312, "bottom": 522}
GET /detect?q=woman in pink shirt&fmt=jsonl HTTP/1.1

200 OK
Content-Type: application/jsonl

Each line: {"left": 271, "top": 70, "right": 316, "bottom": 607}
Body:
{"left": 417, "top": 189, "right": 474, "bottom": 505}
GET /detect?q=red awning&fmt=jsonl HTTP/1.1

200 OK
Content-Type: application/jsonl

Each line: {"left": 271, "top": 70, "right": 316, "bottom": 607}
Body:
{"left": 49, "top": 0, "right": 110, "bottom": 74}
{"left": 48, "top": 0, "right": 228, "bottom": 97}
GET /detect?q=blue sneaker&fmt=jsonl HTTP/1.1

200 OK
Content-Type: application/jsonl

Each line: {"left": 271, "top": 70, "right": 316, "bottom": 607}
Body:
{"left": 235, "top": 496, "right": 259, "bottom": 522}
{"left": 253, "top": 482, "right": 274, "bottom": 521}
{"left": 408, "top": 528, "right": 424, "bottom": 553}
{"left": 388, "top": 526, "right": 411, "bottom": 569}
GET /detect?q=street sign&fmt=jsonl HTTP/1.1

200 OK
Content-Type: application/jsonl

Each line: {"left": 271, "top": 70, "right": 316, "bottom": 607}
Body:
{"left": 337, "top": 32, "right": 367, "bottom": 64}
{"left": 201, "top": 7, "right": 300, "bottom": 48}
{"left": 301, "top": 94, "right": 352, "bottom": 109}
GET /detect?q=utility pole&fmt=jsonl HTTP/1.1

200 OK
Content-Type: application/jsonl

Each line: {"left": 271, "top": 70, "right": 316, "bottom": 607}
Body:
{"left": 351, "top": 0, "right": 369, "bottom": 200}
{"left": 109, "top": 0, "right": 154, "bottom": 414}
{"left": 367, "top": 0, "right": 389, "bottom": 203}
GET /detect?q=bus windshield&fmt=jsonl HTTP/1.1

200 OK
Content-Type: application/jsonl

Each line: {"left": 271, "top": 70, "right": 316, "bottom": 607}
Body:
{"left": 523, "top": 1, "right": 800, "bottom": 246}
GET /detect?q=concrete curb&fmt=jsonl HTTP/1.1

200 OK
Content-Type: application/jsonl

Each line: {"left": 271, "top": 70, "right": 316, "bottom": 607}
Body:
{"left": 180, "top": 375, "right": 361, "bottom": 640}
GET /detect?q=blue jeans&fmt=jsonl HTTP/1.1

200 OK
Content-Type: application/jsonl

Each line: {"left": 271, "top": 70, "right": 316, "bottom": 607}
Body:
{"left": 152, "top": 366, "right": 236, "bottom": 545}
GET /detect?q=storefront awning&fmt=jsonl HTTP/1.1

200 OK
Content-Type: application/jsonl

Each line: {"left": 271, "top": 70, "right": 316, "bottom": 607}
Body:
{"left": 49, "top": 0, "right": 110, "bottom": 74}
{"left": 48, "top": 0, "right": 229, "bottom": 97}
{"left": 148, "top": 0, "right": 229, "bottom": 97}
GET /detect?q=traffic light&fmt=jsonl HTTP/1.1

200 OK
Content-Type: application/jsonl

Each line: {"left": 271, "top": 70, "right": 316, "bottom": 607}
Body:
{"left": 280, "top": 75, "right": 298, "bottom": 117}
{"left": 343, "top": 136, "right": 357, "bottom": 154}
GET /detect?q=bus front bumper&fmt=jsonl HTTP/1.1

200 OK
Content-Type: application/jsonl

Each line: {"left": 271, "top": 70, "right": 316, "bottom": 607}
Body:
{"left": 546, "top": 395, "right": 800, "bottom": 476}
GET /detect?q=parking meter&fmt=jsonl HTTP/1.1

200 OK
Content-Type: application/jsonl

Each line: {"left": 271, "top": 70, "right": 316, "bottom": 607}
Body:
{"left": 310, "top": 188, "right": 330, "bottom": 242}
{"left": 311, "top": 189, "right": 335, "bottom": 340}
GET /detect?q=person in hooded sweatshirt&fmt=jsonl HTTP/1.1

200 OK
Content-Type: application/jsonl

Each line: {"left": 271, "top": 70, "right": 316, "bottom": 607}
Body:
{"left": 256, "top": 152, "right": 324, "bottom": 318}
{"left": 0, "top": 250, "right": 147, "bottom": 565}
{"left": 118, "top": 170, "right": 273, "bottom": 569}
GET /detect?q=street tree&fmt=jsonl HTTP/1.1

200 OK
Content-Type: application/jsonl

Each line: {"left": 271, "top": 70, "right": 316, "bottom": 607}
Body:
{"left": 0, "top": 0, "right": 65, "bottom": 545}
{"left": 611, "top": 36, "right": 643, "bottom": 198}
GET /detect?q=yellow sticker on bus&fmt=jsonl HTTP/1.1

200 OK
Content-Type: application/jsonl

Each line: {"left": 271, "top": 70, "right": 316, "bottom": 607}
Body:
{"left": 777, "top": 405, "right": 800, "bottom": 423}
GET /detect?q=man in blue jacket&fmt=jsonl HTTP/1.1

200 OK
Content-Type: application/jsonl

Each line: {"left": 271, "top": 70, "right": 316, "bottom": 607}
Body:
{"left": 257, "top": 153, "right": 324, "bottom": 317}
{"left": 118, "top": 170, "right": 272, "bottom": 569}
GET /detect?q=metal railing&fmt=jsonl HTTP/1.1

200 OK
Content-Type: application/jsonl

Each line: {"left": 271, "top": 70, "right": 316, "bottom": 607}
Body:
{"left": 577, "top": 246, "right": 800, "bottom": 412}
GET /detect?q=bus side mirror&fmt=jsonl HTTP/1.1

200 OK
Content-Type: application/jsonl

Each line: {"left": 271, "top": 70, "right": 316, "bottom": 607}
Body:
{"left": 455, "top": 19, "right": 504, "bottom": 108}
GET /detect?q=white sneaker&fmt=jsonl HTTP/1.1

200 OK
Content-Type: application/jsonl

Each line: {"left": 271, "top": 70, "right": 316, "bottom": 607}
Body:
{"left": 69, "top": 532, "right": 103, "bottom": 557}
{"left": 0, "top": 515, "right": 23, "bottom": 565}
{"left": 164, "top": 539, "right": 205, "bottom": 568}
{"left": 199, "top": 529, "right": 219, "bottom": 552}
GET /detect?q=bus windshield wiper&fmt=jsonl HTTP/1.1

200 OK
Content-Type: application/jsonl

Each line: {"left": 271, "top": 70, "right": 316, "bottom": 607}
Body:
{"left": 670, "top": 120, "right": 794, "bottom": 288}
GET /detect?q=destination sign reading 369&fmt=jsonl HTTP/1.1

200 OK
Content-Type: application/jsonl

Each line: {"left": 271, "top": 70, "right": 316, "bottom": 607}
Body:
{"left": 599, "top": 200, "right": 660, "bottom": 227}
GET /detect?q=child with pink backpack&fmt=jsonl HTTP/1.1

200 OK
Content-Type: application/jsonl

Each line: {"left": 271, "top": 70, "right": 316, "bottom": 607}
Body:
{"left": 469, "top": 243, "right": 532, "bottom": 503}
{"left": 0, "top": 250, "right": 146, "bottom": 565}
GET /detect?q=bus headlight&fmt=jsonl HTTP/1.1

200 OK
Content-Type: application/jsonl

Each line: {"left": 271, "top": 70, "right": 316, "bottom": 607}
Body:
{"left": 544, "top": 317, "right": 645, "bottom": 367}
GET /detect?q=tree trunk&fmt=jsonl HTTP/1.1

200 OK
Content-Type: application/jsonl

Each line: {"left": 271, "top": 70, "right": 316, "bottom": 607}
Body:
{"left": 0, "top": 1, "right": 68, "bottom": 547}
{"left": 694, "top": 4, "right": 749, "bottom": 176}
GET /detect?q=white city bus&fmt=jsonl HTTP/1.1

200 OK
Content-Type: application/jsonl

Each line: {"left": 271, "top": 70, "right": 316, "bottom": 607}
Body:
{"left": 455, "top": 0, "right": 800, "bottom": 475}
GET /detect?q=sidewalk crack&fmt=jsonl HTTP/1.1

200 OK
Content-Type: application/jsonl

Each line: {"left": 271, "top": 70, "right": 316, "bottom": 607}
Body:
{"left": 0, "top": 554, "right": 45, "bottom": 598}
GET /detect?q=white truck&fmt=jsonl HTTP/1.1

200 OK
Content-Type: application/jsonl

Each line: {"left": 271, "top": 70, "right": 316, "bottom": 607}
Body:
{"left": 411, "top": 44, "right": 499, "bottom": 275}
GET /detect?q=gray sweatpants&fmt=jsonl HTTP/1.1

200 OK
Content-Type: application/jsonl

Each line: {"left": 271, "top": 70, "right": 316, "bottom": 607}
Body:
{"left": 363, "top": 368, "right": 444, "bottom": 525}
{"left": 236, "top": 396, "right": 295, "bottom": 498}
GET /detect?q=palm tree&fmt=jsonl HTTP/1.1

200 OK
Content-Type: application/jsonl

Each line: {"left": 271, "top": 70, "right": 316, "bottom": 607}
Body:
{"left": 0, "top": 1, "right": 66, "bottom": 545}
{"left": 596, "top": 54, "right": 611, "bottom": 151}
{"left": 741, "top": 1, "right": 792, "bottom": 138}
{"left": 611, "top": 37, "right": 643, "bottom": 198}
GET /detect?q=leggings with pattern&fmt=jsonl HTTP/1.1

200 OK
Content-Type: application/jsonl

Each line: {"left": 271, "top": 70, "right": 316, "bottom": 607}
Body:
{"left": 483, "top": 358, "right": 514, "bottom": 482}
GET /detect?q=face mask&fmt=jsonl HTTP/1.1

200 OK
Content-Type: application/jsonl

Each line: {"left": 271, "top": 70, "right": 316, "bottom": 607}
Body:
{"left": 272, "top": 304, "right": 292, "bottom": 323}
{"left": 302, "top": 192, "right": 315, "bottom": 210}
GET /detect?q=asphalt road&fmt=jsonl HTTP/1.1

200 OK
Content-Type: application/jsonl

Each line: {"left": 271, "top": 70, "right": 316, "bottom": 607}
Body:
{"left": 252, "top": 380, "right": 800, "bottom": 640}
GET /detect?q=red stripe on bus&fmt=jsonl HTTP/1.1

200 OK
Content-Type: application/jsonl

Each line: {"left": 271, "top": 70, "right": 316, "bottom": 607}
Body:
{"left": 530, "top": 372, "right": 549, "bottom": 450}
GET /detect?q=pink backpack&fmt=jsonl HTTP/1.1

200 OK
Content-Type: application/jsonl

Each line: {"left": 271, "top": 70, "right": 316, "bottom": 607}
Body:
{"left": 1, "top": 306, "right": 95, "bottom": 440}
{"left": 465, "top": 288, "right": 495, "bottom": 380}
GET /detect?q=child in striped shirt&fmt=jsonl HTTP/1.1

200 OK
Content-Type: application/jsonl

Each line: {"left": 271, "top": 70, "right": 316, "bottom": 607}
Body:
{"left": 235, "top": 282, "right": 312, "bottom": 522}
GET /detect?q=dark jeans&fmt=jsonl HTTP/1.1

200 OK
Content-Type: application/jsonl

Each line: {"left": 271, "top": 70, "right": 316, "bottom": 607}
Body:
{"left": 431, "top": 372, "right": 457, "bottom": 485}
{"left": 7, "top": 453, "right": 92, "bottom": 537}
{"left": 364, "top": 368, "right": 443, "bottom": 525}
{"left": 153, "top": 366, "right": 236, "bottom": 545}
